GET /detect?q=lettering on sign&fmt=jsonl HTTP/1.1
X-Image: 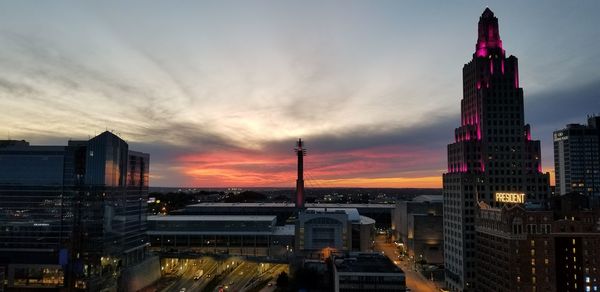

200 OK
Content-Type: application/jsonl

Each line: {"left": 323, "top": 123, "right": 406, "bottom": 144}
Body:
{"left": 495, "top": 192, "right": 525, "bottom": 204}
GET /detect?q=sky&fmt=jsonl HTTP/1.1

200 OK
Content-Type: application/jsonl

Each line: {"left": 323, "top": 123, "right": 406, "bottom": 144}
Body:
{"left": 0, "top": 1, "right": 599, "bottom": 188}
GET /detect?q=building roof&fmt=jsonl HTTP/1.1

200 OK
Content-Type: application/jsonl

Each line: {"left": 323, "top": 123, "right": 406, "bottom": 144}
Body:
{"left": 273, "top": 225, "right": 295, "bottom": 236}
{"left": 360, "top": 215, "right": 376, "bottom": 225}
{"left": 187, "top": 202, "right": 394, "bottom": 209}
{"left": 147, "top": 215, "right": 276, "bottom": 222}
{"left": 306, "top": 208, "right": 361, "bottom": 222}
{"left": 334, "top": 253, "right": 403, "bottom": 274}
{"left": 413, "top": 195, "right": 443, "bottom": 203}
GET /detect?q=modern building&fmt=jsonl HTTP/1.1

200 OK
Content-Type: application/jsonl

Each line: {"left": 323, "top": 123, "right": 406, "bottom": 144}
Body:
{"left": 475, "top": 193, "right": 600, "bottom": 292}
{"left": 554, "top": 115, "right": 600, "bottom": 197}
{"left": 0, "top": 131, "right": 156, "bottom": 291}
{"left": 392, "top": 195, "right": 443, "bottom": 264}
{"left": 177, "top": 202, "right": 394, "bottom": 228}
{"left": 442, "top": 8, "right": 551, "bottom": 291}
{"left": 296, "top": 208, "right": 375, "bottom": 258}
{"left": 331, "top": 252, "right": 406, "bottom": 292}
{"left": 147, "top": 215, "right": 294, "bottom": 258}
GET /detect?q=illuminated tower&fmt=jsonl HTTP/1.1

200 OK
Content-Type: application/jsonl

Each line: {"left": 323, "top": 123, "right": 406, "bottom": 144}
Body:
{"left": 442, "top": 8, "right": 550, "bottom": 291}
{"left": 295, "top": 138, "right": 306, "bottom": 209}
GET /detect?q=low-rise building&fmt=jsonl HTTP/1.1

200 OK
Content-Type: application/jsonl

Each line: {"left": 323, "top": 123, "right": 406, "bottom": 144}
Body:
{"left": 332, "top": 252, "right": 406, "bottom": 292}
{"left": 147, "top": 215, "right": 294, "bottom": 258}
{"left": 392, "top": 195, "right": 443, "bottom": 264}
{"left": 295, "top": 208, "right": 375, "bottom": 258}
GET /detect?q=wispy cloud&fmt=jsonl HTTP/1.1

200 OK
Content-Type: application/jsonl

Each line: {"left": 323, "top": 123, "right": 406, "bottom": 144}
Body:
{"left": 0, "top": 1, "right": 599, "bottom": 187}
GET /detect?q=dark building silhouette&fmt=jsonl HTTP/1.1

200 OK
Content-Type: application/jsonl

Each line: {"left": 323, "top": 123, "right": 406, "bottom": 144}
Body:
{"left": 0, "top": 131, "right": 155, "bottom": 291}
{"left": 442, "top": 8, "right": 551, "bottom": 291}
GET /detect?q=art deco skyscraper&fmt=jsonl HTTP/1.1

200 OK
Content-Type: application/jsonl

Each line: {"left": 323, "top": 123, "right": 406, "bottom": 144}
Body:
{"left": 442, "top": 8, "right": 551, "bottom": 291}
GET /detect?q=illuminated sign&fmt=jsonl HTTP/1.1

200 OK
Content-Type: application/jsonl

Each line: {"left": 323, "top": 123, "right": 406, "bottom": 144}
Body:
{"left": 495, "top": 192, "right": 525, "bottom": 204}
{"left": 553, "top": 132, "right": 568, "bottom": 142}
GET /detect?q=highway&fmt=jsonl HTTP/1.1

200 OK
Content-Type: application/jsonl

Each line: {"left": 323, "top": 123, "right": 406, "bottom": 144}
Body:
{"left": 373, "top": 235, "right": 439, "bottom": 292}
{"left": 157, "top": 257, "right": 288, "bottom": 292}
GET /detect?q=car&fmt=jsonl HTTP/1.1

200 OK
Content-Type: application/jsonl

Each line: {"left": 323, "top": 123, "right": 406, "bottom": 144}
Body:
{"left": 267, "top": 282, "right": 273, "bottom": 287}
{"left": 180, "top": 288, "right": 186, "bottom": 292}
{"left": 193, "top": 276, "right": 200, "bottom": 280}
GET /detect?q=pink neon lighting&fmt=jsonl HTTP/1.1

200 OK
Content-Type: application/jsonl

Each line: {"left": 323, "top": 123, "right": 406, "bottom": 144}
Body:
{"left": 475, "top": 9, "right": 503, "bottom": 57}
{"left": 476, "top": 81, "right": 481, "bottom": 89}
{"left": 501, "top": 59, "right": 505, "bottom": 74}
{"left": 490, "top": 59, "right": 494, "bottom": 74}
{"left": 476, "top": 47, "right": 487, "bottom": 57}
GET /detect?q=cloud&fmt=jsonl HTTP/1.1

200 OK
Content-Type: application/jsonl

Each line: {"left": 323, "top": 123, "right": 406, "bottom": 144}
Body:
{"left": 0, "top": 1, "right": 599, "bottom": 188}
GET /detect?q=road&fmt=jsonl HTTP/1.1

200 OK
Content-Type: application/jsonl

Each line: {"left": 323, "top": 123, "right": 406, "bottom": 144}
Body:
{"left": 373, "top": 235, "right": 439, "bottom": 292}
{"left": 157, "top": 257, "right": 288, "bottom": 292}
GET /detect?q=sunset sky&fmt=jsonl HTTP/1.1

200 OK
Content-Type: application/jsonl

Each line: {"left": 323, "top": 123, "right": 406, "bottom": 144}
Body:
{"left": 1, "top": 1, "right": 599, "bottom": 187}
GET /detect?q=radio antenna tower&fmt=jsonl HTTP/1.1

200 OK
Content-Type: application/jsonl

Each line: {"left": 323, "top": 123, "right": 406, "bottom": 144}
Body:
{"left": 294, "top": 138, "right": 306, "bottom": 209}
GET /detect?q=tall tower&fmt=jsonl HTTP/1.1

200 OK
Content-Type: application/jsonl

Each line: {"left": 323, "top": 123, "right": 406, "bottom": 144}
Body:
{"left": 553, "top": 116, "right": 600, "bottom": 197}
{"left": 295, "top": 138, "right": 306, "bottom": 209}
{"left": 442, "top": 8, "right": 550, "bottom": 291}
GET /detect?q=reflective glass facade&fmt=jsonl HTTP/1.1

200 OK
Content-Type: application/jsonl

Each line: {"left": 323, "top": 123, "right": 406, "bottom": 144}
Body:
{"left": 0, "top": 131, "right": 149, "bottom": 290}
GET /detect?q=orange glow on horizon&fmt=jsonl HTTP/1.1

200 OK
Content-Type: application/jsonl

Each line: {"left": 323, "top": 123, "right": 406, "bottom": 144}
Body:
{"left": 174, "top": 146, "right": 444, "bottom": 188}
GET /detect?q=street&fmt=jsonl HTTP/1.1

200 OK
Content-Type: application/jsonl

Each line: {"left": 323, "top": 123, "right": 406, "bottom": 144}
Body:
{"left": 156, "top": 256, "right": 288, "bottom": 292}
{"left": 373, "top": 235, "right": 439, "bottom": 292}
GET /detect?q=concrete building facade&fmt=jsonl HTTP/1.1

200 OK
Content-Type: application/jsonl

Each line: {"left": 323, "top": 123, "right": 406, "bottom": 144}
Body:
{"left": 332, "top": 252, "right": 406, "bottom": 292}
{"left": 296, "top": 208, "right": 375, "bottom": 258}
{"left": 147, "top": 215, "right": 294, "bottom": 258}
{"left": 392, "top": 195, "right": 443, "bottom": 264}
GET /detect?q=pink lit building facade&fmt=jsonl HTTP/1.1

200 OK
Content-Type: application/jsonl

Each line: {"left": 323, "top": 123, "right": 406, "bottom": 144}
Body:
{"left": 442, "top": 9, "right": 551, "bottom": 291}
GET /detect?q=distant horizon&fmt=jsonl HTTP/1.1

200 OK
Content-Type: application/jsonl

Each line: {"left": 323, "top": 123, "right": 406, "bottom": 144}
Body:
{"left": 149, "top": 186, "right": 443, "bottom": 190}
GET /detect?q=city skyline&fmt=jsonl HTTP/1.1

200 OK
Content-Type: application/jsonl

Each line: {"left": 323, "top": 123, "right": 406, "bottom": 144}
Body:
{"left": 1, "top": 1, "right": 599, "bottom": 187}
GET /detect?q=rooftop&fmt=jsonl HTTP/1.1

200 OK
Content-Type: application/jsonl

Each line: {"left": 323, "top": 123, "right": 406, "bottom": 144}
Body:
{"left": 413, "top": 195, "right": 443, "bottom": 203}
{"left": 187, "top": 202, "right": 394, "bottom": 209}
{"left": 334, "top": 253, "right": 403, "bottom": 274}
{"left": 273, "top": 224, "right": 295, "bottom": 236}
{"left": 147, "top": 215, "right": 277, "bottom": 222}
{"left": 306, "top": 207, "right": 361, "bottom": 222}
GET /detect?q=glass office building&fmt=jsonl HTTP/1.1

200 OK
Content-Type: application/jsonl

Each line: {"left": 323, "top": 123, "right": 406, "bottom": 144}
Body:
{"left": 0, "top": 131, "right": 150, "bottom": 291}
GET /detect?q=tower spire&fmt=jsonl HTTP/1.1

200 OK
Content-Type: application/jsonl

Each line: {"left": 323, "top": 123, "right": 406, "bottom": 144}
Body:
{"left": 294, "top": 138, "right": 306, "bottom": 209}
{"left": 476, "top": 7, "right": 503, "bottom": 57}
